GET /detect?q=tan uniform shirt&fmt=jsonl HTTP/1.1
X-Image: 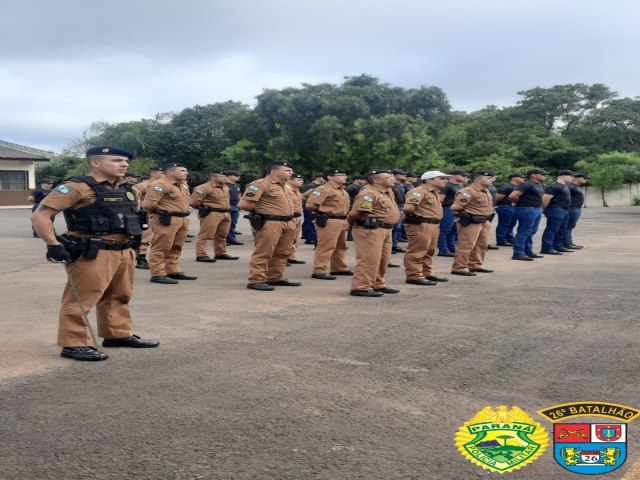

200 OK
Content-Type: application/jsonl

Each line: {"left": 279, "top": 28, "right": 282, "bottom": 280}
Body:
{"left": 191, "top": 182, "right": 230, "bottom": 209}
{"left": 453, "top": 184, "right": 493, "bottom": 216}
{"left": 145, "top": 179, "right": 190, "bottom": 212}
{"left": 351, "top": 185, "right": 400, "bottom": 224}
{"left": 405, "top": 185, "right": 443, "bottom": 219}
{"left": 241, "top": 178, "right": 296, "bottom": 216}
{"left": 40, "top": 173, "right": 133, "bottom": 241}
{"left": 288, "top": 185, "right": 303, "bottom": 214}
{"left": 306, "top": 184, "right": 350, "bottom": 215}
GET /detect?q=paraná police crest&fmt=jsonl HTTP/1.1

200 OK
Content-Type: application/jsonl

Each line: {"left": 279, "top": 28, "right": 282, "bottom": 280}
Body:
{"left": 455, "top": 405, "right": 548, "bottom": 473}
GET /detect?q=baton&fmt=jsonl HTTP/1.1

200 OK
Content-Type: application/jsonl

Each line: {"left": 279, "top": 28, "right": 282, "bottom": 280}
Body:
{"left": 62, "top": 263, "right": 101, "bottom": 350}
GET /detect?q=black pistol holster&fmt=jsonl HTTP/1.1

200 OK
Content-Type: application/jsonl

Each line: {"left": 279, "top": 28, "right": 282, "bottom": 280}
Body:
{"left": 157, "top": 210, "right": 173, "bottom": 226}
{"left": 56, "top": 234, "right": 87, "bottom": 262}
{"left": 244, "top": 212, "right": 265, "bottom": 231}
{"left": 315, "top": 212, "right": 328, "bottom": 228}
{"left": 198, "top": 206, "right": 212, "bottom": 218}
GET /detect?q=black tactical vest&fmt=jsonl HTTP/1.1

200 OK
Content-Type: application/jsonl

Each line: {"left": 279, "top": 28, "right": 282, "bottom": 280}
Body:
{"left": 63, "top": 176, "right": 142, "bottom": 236}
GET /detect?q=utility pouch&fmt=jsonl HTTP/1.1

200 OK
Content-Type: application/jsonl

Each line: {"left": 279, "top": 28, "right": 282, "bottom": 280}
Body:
{"left": 245, "top": 213, "right": 265, "bottom": 231}
{"left": 362, "top": 217, "right": 380, "bottom": 229}
{"left": 315, "top": 213, "right": 328, "bottom": 228}
{"left": 158, "top": 211, "right": 172, "bottom": 226}
{"left": 84, "top": 238, "right": 102, "bottom": 260}
{"left": 138, "top": 210, "right": 149, "bottom": 230}
{"left": 123, "top": 213, "right": 142, "bottom": 236}
{"left": 470, "top": 215, "right": 489, "bottom": 223}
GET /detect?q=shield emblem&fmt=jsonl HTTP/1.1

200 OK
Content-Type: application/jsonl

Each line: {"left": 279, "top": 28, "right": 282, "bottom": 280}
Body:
{"left": 596, "top": 425, "right": 622, "bottom": 442}
{"left": 554, "top": 423, "right": 627, "bottom": 474}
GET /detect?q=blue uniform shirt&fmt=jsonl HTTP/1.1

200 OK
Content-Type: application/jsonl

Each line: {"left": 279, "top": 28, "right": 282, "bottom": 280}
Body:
{"left": 545, "top": 182, "right": 571, "bottom": 209}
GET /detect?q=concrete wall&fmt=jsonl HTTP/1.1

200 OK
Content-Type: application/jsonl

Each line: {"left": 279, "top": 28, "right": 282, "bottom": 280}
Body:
{"left": 584, "top": 182, "right": 640, "bottom": 208}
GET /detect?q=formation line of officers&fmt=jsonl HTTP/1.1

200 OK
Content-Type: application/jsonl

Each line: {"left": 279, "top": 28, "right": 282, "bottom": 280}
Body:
{"left": 31, "top": 146, "right": 589, "bottom": 361}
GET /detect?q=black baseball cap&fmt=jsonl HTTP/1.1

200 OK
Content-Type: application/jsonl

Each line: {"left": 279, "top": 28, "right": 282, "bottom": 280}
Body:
{"left": 574, "top": 173, "right": 590, "bottom": 179}
{"left": 527, "top": 168, "right": 549, "bottom": 176}
{"left": 449, "top": 169, "right": 470, "bottom": 177}
{"left": 557, "top": 170, "right": 576, "bottom": 176}
{"left": 508, "top": 173, "right": 525, "bottom": 179}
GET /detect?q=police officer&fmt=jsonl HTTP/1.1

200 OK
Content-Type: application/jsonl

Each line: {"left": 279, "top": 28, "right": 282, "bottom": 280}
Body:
{"left": 391, "top": 169, "right": 408, "bottom": 253}
{"left": 564, "top": 173, "right": 589, "bottom": 249}
{"left": 347, "top": 170, "right": 400, "bottom": 297}
{"left": 142, "top": 163, "right": 196, "bottom": 284}
{"left": 403, "top": 171, "right": 451, "bottom": 285}
{"left": 239, "top": 161, "right": 301, "bottom": 291}
{"left": 28, "top": 178, "right": 54, "bottom": 237}
{"left": 438, "top": 169, "right": 470, "bottom": 256}
{"left": 450, "top": 171, "right": 495, "bottom": 276}
{"left": 494, "top": 173, "right": 525, "bottom": 246}
{"left": 301, "top": 173, "right": 326, "bottom": 244}
{"left": 345, "top": 175, "right": 366, "bottom": 204}
{"left": 540, "top": 170, "right": 575, "bottom": 255}
{"left": 306, "top": 169, "right": 351, "bottom": 280}
{"left": 124, "top": 172, "right": 138, "bottom": 185}
{"left": 31, "top": 146, "right": 158, "bottom": 361}
{"left": 287, "top": 173, "right": 306, "bottom": 265}
{"left": 132, "top": 166, "right": 164, "bottom": 269}
{"left": 225, "top": 170, "right": 245, "bottom": 246}
{"left": 190, "top": 170, "right": 238, "bottom": 262}
{"left": 509, "top": 168, "right": 548, "bottom": 261}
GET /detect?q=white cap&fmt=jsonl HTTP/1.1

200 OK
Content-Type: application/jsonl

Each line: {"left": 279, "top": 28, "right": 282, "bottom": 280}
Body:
{"left": 421, "top": 170, "right": 452, "bottom": 181}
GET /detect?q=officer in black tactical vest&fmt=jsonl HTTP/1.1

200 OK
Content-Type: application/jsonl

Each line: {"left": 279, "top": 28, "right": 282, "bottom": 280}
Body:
{"left": 31, "top": 146, "right": 159, "bottom": 361}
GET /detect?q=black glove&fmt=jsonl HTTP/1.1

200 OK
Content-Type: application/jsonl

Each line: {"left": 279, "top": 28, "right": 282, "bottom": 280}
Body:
{"left": 46, "top": 244, "right": 72, "bottom": 263}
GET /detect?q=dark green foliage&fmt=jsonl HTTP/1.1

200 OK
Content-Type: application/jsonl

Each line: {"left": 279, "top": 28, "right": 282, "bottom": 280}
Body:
{"left": 44, "top": 77, "right": 640, "bottom": 185}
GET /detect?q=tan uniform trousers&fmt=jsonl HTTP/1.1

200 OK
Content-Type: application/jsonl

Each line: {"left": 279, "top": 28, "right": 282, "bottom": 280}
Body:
{"left": 139, "top": 227, "right": 154, "bottom": 256}
{"left": 149, "top": 215, "right": 189, "bottom": 276}
{"left": 403, "top": 223, "right": 439, "bottom": 280}
{"left": 288, "top": 217, "right": 302, "bottom": 260}
{"left": 313, "top": 219, "right": 348, "bottom": 274}
{"left": 249, "top": 220, "right": 297, "bottom": 283}
{"left": 58, "top": 249, "right": 135, "bottom": 346}
{"left": 351, "top": 227, "right": 392, "bottom": 291}
{"left": 196, "top": 212, "right": 231, "bottom": 257}
{"left": 451, "top": 221, "right": 490, "bottom": 272}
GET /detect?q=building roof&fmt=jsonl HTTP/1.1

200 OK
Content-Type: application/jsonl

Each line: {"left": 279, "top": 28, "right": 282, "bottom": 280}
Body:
{"left": 0, "top": 140, "right": 54, "bottom": 161}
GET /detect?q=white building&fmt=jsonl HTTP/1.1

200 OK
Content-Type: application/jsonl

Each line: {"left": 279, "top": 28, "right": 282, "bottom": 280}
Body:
{"left": 0, "top": 140, "right": 53, "bottom": 206}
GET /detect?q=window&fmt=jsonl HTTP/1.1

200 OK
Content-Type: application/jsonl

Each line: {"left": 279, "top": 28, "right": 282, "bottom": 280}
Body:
{"left": 0, "top": 170, "right": 28, "bottom": 190}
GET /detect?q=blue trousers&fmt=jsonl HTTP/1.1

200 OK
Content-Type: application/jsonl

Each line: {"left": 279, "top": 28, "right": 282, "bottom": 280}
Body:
{"left": 513, "top": 207, "right": 542, "bottom": 256}
{"left": 564, "top": 207, "right": 582, "bottom": 247}
{"left": 392, "top": 219, "right": 404, "bottom": 247}
{"left": 227, "top": 205, "right": 240, "bottom": 242}
{"left": 495, "top": 205, "right": 517, "bottom": 244}
{"left": 302, "top": 206, "right": 317, "bottom": 242}
{"left": 437, "top": 207, "right": 457, "bottom": 253}
{"left": 541, "top": 208, "right": 569, "bottom": 252}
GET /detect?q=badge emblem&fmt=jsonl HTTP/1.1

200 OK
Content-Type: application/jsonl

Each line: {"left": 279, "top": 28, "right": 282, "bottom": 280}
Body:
{"left": 248, "top": 185, "right": 260, "bottom": 191}
{"left": 55, "top": 185, "right": 72, "bottom": 194}
{"left": 153, "top": 186, "right": 163, "bottom": 192}
{"left": 126, "top": 192, "right": 135, "bottom": 201}
{"left": 538, "top": 401, "right": 640, "bottom": 476}
{"left": 455, "top": 405, "right": 548, "bottom": 473}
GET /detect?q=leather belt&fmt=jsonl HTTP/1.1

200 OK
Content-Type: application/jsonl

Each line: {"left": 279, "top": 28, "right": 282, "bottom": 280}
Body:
{"left": 261, "top": 214, "right": 294, "bottom": 222}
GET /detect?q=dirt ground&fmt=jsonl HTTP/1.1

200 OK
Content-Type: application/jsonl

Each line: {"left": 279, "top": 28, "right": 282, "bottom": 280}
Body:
{"left": 0, "top": 207, "right": 638, "bottom": 479}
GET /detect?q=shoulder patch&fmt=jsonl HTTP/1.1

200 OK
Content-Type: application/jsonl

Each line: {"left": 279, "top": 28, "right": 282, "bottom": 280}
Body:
{"left": 245, "top": 192, "right": 255, "bottom": 197}
{"left": 55, "top": 185, "right": 73, "bottom": 194}
{"left": 195, "top": 189, "right": 204, "bottom": 194}
{"left": 153, "top": 186, "right": 164, "bottom": 192}
{"left": 312, "top": 191, "right": 322, "bottom": 196}
{"left": 363, "top": 195, "right": 373, "bottom": 202}
{"left": 462, "top": 192, "right": 472, "bottom": 198}
{"left": 412, "top": 192, "right": 422, "bottom": 197}
{"left": 248, "top": 185, "right": 260, "bottom": 191}
{"left": 359, "top": 201, "right": 373, "bottom": 210}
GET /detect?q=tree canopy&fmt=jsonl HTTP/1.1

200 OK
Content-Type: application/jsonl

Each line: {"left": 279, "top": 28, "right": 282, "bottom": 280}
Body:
{"left": 39, "top": 76, "right": 640, "bottom": 189}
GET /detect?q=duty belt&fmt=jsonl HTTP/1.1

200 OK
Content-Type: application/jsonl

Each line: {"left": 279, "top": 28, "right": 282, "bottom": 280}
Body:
{"left": 293, "top": 212, "right": 302, "bottom": 218}
{"left": 96, "top": 239, "right": 135, "bottom": 250}
{"left": 378, "top": 223, "right": 394, "bottom": 229}
{"left": 413, "top": 216, "right": 440, "bottom": 224}
{"left": 261, "top": 214, "right": 294, "bottom": 222}
{"left": 157, "top": 210, "right": 191, "bottom": 217}
{"left": 203, "top": 207, "right": 231, "bottom": 213}
{"left": 319, "top": 212, "right": 348, "bottom": 219}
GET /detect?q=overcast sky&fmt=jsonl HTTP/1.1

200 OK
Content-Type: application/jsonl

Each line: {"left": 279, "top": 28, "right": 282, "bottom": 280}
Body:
{"left": 2, "top": 0, "right": 639, "bottom": 153}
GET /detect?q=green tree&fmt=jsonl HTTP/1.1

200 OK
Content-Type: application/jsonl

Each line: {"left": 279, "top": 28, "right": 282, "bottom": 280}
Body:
{"left": 575, "top": 151, "right": 640, "bottom": 206}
